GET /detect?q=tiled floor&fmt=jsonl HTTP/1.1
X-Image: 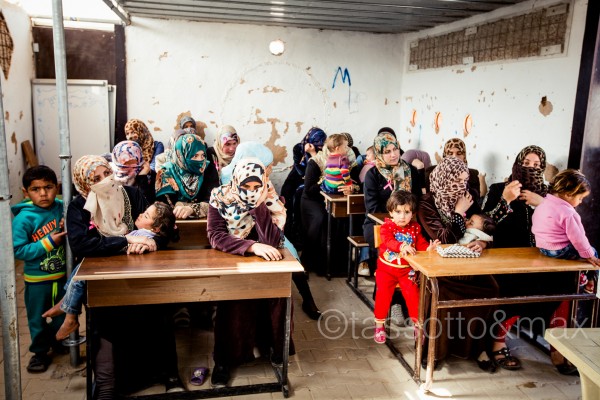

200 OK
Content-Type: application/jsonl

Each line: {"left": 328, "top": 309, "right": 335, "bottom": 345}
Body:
{"left": 0, "top": 268, "right": 582, "bottom": 399}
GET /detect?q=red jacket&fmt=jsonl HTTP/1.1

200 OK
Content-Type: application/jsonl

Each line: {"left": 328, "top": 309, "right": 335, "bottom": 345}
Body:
{"left": 378, "top": 219, "right": 429, "bottom": 267}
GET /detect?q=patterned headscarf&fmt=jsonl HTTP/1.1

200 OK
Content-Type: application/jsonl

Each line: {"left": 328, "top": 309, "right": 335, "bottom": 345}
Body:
{"left": 373, "top": 132, "right": 412, "bottom": 192}
{"left": 124, "top": 119, "right": 155, "bottom": 166}
{"left": 156, "top": 134, "right": 208, "bottom": 202}
{"left": 209, "top": 158, "right": 286, "bottom": 239}
{"left": 443, "top": 138, "right": 468, "bottom": 164}
{"left": 73, "top": 155, "right": 129, "bottom": 236}
{"left": 341, "top": 132, "right": 354, "bottom": 147}
{"left": 299, "top": 127, "right": 327, "bottom": 168}
{"left": 110, "top": 141, "right": 143, "bottom": 186}
{"left": 509, "top": 145, "right": 547, "bottom": 196}
{"left": 429, "top": 157, "right": 469, "bottom": 222}
{"left": 213, "top": 125, "right": 240, "bottom": 170}
{"left": 73, "top": 155, "right": 113, "bottom": 198}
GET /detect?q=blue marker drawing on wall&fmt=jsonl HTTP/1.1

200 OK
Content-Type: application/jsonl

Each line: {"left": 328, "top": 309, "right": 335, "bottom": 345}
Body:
{"left": 332, "top": 67, "right": 351, "bottom": 107}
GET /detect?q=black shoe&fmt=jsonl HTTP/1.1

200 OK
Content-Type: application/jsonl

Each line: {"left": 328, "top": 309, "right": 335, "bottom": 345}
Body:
{"left": 165, "top": 375, "right": 185, "bottom": 393}
{"left": 421, "top": 357, "right": 440, "bottom": 370}
{"left": 301, "top": 301, "right": 321, "bottom": 321}
{"left": 556, "top": 362, "right": 579, "bottom": 376}
{"left": 210, "top": 365, "right": 230, "bottom": 388}
{"left": 27, "top": 354, "right": 51, "bottom": 373}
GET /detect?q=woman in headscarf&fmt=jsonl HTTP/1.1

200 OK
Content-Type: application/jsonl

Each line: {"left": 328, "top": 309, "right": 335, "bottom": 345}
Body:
{"left": 110, "top": 140, "right": 155, "bottom": 202}
{"left": 222, "top": 142, "right": 321, "bottom": 320}
{"left": 482, "top": 145, "right": 576, "bottom": 373}
{"left": 207, "top": 125, "right": 240, "bottom": 175}
{"left": 155, "top": 133, "right": 219, "bottom": 219}
{"left": 281, "top": 127, "right": 327, "bottom": 248}
{"left": 67, "top": 155, "right": 183, "bottom": 397}
{"left": 425, "top": 138, "right": 484, "bottom": 203}
{"left": 401, "top": 149, "right": 433, "bottom": 195}
{"left": 207, "top": 158, "right": 292, "bottom": 388}
{"left": 362, "top": 132, "right": 424, "bottom": 273}
{"left": 179, "top": 116, "right": 196, "bottom": 130}
{"left": 124, "top": 118, "right": 164, "bottom": 172}
{"left": 417, "top": 156, "right": 499, "bottom": 369}
{"left": 300, "top": 134, "right": 359, "bottom": 276}
{"left": 342, "top": 132, "right": 361, "bottom": 159}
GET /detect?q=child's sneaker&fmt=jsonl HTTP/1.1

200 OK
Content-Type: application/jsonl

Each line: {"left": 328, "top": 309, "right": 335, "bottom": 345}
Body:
{"left": 357, "top": 262, "right": 370, "bottom": 276}
{"left": 374, "top": 326, "right": 386, "bottom": 344}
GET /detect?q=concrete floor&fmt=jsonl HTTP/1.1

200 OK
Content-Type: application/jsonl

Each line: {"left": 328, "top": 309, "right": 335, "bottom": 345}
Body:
{"left": 0, "top": 268, "right": 582, "bottom": 399}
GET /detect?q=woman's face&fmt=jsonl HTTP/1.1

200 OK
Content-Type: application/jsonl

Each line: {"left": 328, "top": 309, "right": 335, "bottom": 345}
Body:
{"left": 92, "top": 166, "right": 112, "bottom": 184}
{"left": 455, "top": 171, "right": 469, "bottom": 186}
{"left": 222, "top": 140, "right": 238, "bottom": 156}
{"left": 241, "top": 181, "right": 263, "bottom": 191}
{"left": 522, "top": 153, "right": 541, "bottom": 169}
{"left": 382, "top": 143, "right": 400, "bottom": 166}
{"left": 124, "top": 159, "right": 138, "bottom": 167}
{"left": 191, "top": 149, "right": 206, "bottom": 161}
{"left": 182, "top": 121, "right": 194, "bottom": 129}
{"left": 445, "top": 146, "right": 465, "bottom": 162}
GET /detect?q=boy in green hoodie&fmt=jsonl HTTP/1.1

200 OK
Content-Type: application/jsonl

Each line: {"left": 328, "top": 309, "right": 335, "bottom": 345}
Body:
{"left": 12, "top": 165, "right": 67, "bottom": 373}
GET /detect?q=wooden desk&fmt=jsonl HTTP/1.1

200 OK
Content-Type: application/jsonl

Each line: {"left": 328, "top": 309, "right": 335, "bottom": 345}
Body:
{"left": 76, "top": 248, "right": 303, "bottom": 398}
{"left": 404, "top": 247, "right": 599, "bottom": 392}
{"left": 321, "top": 192, "right": 348, "bottom": 280}
{"left": 545, "top": 328, "right": 600, "bottom": 400}
{"left": 172, "top": 218, "right": 209, "bottom": 249}
{"left": 366, "top": 212, "right": 387, "bottom": 225}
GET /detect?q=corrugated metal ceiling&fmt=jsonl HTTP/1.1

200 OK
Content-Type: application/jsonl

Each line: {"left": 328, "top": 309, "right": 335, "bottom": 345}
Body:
{"left": 106, "top": 0, "right": 530, "bottom": 33}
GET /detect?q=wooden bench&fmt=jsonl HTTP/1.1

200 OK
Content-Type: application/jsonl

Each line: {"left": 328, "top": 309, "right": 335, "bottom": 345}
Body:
{"left": 545, "top": 328, "right": 600, "bottom": 400}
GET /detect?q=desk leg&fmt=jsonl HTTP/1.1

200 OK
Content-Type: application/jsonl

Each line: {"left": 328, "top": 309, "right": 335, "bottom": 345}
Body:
{"left": 86, "top": 307, "right": 93, "bottom": 400}
{"left": 281, "top": 296, "right": 292, "bottom": 397}
{"left": 414, "top": 272, "right": 428, "bottom": 382}
{"left": 422, "top": 277, "right": 439, "bottom": 393}
{"left": 581, "top": 373, "right": 599, "bottom": 400}
{"left": 326, "top": 202, "right": 332, "bottom": 281}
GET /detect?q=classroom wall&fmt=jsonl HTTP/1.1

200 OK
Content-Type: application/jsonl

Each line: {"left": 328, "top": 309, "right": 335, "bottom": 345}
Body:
{"left": 124, "top": 18, "right": 404, "bottom": 188}
{"left": 0, "top": 1, "right": 34, "bottom": 203}
{"left": 398, "top": 0, "right": 588, "bottom": 185}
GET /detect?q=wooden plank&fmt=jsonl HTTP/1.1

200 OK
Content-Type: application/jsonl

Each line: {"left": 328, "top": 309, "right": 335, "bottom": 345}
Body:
{"left": 367, "top": 212, "right": 388, "bottom": 225}
{"left": 347, "top": 194, "right": 365, "bottom": 215}
{"left": 86, "top": 272, "right": 292, "bottom": 307}
{"left": 404, "top": 247, "right": 598, "bottom": 277}
{"left": 172, "top": 218, "right": 209, "bottom": 248}
{"left": 321, "top": 192, "right": 349, "bottom": 218}
{"left": 21, "top": 140, "right": 38, "bottom": 167}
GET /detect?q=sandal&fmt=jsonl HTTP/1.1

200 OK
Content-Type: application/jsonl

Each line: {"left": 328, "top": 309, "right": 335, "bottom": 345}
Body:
{"left": 27, "top": 354, "right": 51, "bottom": 373}
{"left": 190, "top": 367, "right": 208, "bottom": 386}
{"left": 490, "top": 347, "right": 521, "bottom": 371}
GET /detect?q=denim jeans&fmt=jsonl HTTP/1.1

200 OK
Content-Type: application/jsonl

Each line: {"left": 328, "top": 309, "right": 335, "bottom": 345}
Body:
{"left": 60, "top": 262, "right": 85, "bottom": 315}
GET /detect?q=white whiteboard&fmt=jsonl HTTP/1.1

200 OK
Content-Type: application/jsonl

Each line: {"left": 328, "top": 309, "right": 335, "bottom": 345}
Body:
{"left": 31, "top": 79, "right": 115, "bottom": 178}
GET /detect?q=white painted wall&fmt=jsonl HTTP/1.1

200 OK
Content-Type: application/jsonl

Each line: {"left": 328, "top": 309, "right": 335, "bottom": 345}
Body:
{"left": 1, "top": 0, "right": 34, "bottom": 204}
{"left": 125, "top": 18, "right": 404, "bottom": 188}
{"left": 398, "top": 0, "right": 588, "bottom": 185}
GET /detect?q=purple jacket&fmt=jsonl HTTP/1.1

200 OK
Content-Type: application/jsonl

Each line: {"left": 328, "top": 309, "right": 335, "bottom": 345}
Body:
{"left": 207, "top": 202, "right": 283, "bottom": 255}
{"left": 532, "top": 193, "right": 595, "bottom": 258}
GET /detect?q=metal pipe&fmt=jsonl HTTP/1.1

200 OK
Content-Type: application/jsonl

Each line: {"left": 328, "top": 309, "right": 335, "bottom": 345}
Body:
{"left": 101, "top": 0, "right": 131, "bottom": 26}
{"left": 0, "top": 66, "right": 23, "bottom": 400}
{"left": 51, "top": 0, "right": 80, "bottom": 367}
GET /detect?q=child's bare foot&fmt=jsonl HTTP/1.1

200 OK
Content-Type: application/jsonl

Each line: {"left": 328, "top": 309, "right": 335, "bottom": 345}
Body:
{"left": 56, "top": 314, "right": 79, "bottom": 340}
{"left": 42, "top": 300, "right": 64, "bottom": 318}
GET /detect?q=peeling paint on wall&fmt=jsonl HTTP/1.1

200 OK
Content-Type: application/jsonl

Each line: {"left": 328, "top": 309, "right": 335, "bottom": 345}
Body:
{"left": 5, "top": 111, "right": 8, "bottom": 120}
{"left": 539, "top": 96, "right": 553, "bottom": 116}
{"left": 265, "top": 118, "right": 287, "bottom": 165}
{"left": 294, "top": 122, "right": 304, "bottom": 134}
{"left": 333, "top": 102, "right": 337, "bottom": 108}
{"left": 253, "top": 109, "right": 266, "bottom": 124}
{"left": 196, "top": 121, "right": 208, "bottom": 140}
{"left": 456, "top": 69, "right": 464, "bottom": 74}
{"left": 263, "top": 86, "right": 284, "bottom": 93}
{"left": 158, "top": 51, "right": 168, "bottom": 60}
{"left": 10, "top": 131, "right": 16, "bottom": 154}
{"left": 384, "top": 98, "right": 388, "bottom": 105}
{"left": 19, "top": 110, "right": 23, "bottom": 119}
{"left": 471, "top": 66, "right": 477, "bottom": 72}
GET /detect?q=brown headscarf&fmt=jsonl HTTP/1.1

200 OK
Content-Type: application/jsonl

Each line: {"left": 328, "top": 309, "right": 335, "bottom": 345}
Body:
{"left": 429, "top": 157, "right": 469, "bottom": 222}
{"left": 124, "top": 119, "right": 155, "bottom": 166}
{"left": 443, "top": 138, "right": 468, "bottom": 164}
{"left": 509, "top": 145, "right": 547, "bottom": 196}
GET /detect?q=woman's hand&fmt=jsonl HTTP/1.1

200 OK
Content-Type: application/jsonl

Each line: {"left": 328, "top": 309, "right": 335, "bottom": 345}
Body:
{"left": 519, "top": 190, "right": 544, "bottom": 207}
{"left": 249, "top": 243, "right": 283, "bottom": 261}
{"left": 466, "top": 240, "right": 488, "bottom": 253}
{"left": 338, "top": 184, "right": 353, "bottom": 195}
{"left": 427, "top": 239, "right": 441, "bottom": 251}
{"left": 139, "top": 161, "right": 151, "bottom": 176}
{"left": 127, "top": 243, "right": 149, "bottom": 254}
{"left": 454, "top": 192, "right": 473, "bottom": 215}
{"left": 126, "top": 236, "right": 157, "bottom": 252}
{"left": 502, "top": 180, "right": 522, "bottom": 204}
{"left": 173, "top": 204, "right": 194, "bottom": 219}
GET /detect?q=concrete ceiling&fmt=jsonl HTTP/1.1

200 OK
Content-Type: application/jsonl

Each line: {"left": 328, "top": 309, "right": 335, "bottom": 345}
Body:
{"left": 105, "top": 0, "right": 530, "bottom": 33}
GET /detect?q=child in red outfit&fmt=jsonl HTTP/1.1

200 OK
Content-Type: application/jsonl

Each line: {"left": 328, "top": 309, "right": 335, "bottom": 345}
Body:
{"left": 374, "top": 191, "right": 440, "bottom": 344}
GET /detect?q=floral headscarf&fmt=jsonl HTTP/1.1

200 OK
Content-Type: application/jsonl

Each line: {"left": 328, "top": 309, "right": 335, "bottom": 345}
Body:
{"left": 156, "top": 134, "right": 209, "bottom": 202}
{"left": 213, "top": 125, "right": 240, "bottom": 170}
{"left": 509, "top": 145, "right": 547, "bottom": 196}
{"left": 110, "top": 141, "right": 143, "bottom": 186}
{"left": 373, "top": 132, "right": 412, "bottom": 192}
{"left": 124, "top": 119, "right": 155, "bottom": 166}
{"left": 209, "top": 158, "right": 286, "bottom": 239}
{"left": 443, "top": 138, "right": 468, "bottom": 164}
{"left": 430, "top": 157, "right": 469, "bottom": 222}
{"left": 73, "top": 155, "right": 129, "bottom": 236}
